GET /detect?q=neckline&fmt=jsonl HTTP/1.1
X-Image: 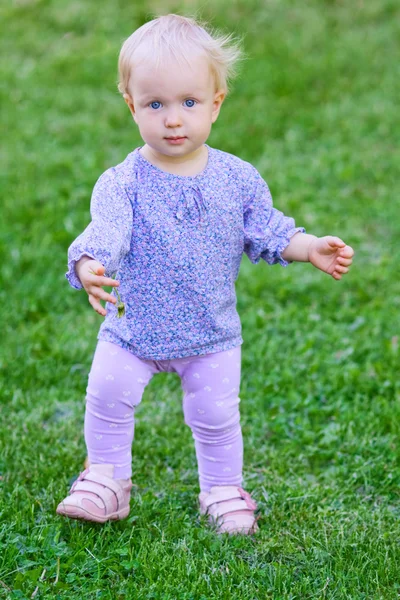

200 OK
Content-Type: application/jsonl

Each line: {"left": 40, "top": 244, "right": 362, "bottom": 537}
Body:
{"left": 134, "top": 144, "right": 213, "bottom": 181}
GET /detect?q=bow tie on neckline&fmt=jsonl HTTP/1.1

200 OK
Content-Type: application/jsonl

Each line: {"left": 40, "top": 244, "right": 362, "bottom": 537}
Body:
{"left": 175, "top": 182, "right": 208, "bottom": 222}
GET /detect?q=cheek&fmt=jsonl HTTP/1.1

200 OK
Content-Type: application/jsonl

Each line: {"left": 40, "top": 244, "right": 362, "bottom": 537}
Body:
{"left": 135, "top": 113, "right": 156, "bottom": 132}
{"left": 194, "top": 108, "right": 213, "bottom": 128}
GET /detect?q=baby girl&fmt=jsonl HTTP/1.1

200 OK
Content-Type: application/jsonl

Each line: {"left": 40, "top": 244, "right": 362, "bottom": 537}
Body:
{"left": 56, "top": 14, "right": 354, "bottom": 534}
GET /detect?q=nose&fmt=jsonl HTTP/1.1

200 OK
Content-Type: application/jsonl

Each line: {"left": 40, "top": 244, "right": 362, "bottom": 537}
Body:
{"left": 164, "top": 108, "right": 182, "bottom": 128}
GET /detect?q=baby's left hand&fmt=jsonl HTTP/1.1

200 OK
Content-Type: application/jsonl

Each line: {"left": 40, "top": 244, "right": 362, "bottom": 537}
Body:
{"left": 308, "top": 236, "right": 354, "bottom": 280}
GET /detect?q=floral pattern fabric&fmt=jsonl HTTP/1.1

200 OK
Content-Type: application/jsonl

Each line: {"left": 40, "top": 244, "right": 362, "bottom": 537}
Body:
{"left": 66, "top": 146, "right": 304, "bottom": 359}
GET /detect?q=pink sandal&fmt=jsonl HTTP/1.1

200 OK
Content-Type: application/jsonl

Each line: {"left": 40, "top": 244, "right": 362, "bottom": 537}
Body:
{"left": 199, "top": 485, "right": 259, "bottom": 535}
{"left": 56, "top": 464, "right": 132, "bottom": 523}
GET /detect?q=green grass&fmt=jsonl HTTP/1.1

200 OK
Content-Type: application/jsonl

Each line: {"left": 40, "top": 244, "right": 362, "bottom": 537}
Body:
{"left": 1, "top": 0, "right": 400, "bottom": 597}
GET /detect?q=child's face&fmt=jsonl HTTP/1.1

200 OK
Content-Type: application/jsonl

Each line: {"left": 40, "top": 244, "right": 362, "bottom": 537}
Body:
{"left": 124, "top": 53, "right": 225, "bottom": 161}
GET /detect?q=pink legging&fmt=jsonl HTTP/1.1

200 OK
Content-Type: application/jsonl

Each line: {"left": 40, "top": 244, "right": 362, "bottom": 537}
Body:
{"left": 84, "top": 341, "right": 243, "bottom": 491}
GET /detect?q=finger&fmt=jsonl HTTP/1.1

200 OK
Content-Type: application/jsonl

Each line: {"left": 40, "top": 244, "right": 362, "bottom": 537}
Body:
{"left": 334, "top": 265, "right": 349, "bottom": 274}
{"left": 88, "top": 287, "right": 117, "bottom": 304}
{"left": 89, "top": 275, "right": 120, "bottom": 288}
{"left": 88, "top": 294, "right": 107, "bottom": 316}
{"left": 328, "top": 236, "right": 346, "bottom": 249}
{"left": 88, "top": 264, "right": 106, "bottom": 276}
{"left": 337, "top": 257, "right": 353, "bottom": 267}
{"left": 339, "top": 245, "right": 354, "bottom": 259}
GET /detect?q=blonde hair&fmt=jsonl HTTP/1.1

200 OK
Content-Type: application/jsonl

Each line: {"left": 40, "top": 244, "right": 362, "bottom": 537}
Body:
{"left": 118, "top": 14, "right": 242, "bottom": 96}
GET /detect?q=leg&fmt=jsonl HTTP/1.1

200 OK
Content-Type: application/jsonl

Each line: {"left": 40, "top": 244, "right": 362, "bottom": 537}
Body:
{"left": 84, "top": 341, "right": 155, "bottom": 479}
{"left": 174, "top": 347, "right": 243, "bottom": 492}
{"left": 57, "top": 341, "right": 156, "bottom": 522}
{"left": 174, "top": 347, "right": 258, "bottom": 534}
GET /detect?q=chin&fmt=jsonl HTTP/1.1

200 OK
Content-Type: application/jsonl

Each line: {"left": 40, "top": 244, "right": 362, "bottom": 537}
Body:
{"left": 163, "top": 144, "right": 192, "bottom": 156}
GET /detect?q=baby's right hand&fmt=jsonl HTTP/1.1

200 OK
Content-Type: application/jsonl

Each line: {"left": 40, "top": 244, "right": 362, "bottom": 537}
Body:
{"left": 76, "top": 257, "right": 119, "bottom": 317}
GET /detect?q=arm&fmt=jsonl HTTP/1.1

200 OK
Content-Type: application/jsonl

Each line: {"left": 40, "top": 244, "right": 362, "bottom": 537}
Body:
{"left": 282, "top": 232, "right": 354, "bottom": 280}
{"left": 66, "top": 169, "right": 133, "bottom": 314}
{"left": 67, "top": 170, "right": 133, "bottom": 288}
{"left": 242, "top": 166, "right": 354, "bottom": 277}
{"left": 243, "top": 170, "right": 305, "bottom": 266}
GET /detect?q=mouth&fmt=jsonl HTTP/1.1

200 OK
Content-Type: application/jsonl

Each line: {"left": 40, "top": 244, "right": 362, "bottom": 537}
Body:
{"left": 164, "top": 136, "right": 187, "bottom": 145}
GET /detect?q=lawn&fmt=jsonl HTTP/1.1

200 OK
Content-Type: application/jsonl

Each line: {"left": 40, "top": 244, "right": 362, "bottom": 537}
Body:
{"left": 1, "top": 0, "right": 400, "bottom": 598}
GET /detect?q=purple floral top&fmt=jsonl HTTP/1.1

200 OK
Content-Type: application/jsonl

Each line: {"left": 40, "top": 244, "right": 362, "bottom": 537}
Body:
{"left": 66, "top": 146, "right": 304, "bottom": 359}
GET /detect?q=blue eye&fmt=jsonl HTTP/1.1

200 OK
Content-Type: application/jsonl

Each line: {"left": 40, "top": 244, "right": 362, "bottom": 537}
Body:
{"left": 149, "top": 101, "right": 162, "bottom": 110}
{"left": 183, "top": 99, "right": 196, "bottom": 108}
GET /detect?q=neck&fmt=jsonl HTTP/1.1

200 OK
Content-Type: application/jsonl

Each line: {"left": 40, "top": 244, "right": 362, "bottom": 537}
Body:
{"left": 140, "top": 144, "right": 208, "bottom": 176}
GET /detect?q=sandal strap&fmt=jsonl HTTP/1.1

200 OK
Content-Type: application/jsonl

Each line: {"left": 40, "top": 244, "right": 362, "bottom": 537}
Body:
{"left": 222, "top": 514, "right": 256, "bottom": 527}
{"left": 219, "top": 514, "right": 257, "bottom": 534}
{"left": 70, "top": 469, "right": 127, "bottom": 509}
{"left": 208, "top": 498, "right": 253, "bottom": 518}
{"left": 203, "top": 486, "right": 257, "bottom": 512}
{"left": 80, "top": 471, "right": 124, "bottom": 495}
{"left": 71, "top": 481, "right": 120, "bottom": 508}
{"left": 202, "top": 486, "right": 243, "bottom": 509}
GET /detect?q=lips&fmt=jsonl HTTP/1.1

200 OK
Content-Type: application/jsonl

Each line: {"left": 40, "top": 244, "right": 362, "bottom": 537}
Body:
{"left": 165, "top": 136, "right": 187, "bottom": 145}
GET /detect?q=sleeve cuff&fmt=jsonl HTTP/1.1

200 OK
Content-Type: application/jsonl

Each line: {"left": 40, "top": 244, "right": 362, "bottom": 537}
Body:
{"left": 262, "top": 227, "right": 306, "bottom": 267}
{"left": 65, "top": 251, "right": 96, "bottom": 290}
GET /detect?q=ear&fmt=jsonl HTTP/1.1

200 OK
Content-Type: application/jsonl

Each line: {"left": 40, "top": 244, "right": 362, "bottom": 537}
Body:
{"left": 123, "top": 93, "right": 138, "bottom": 123}
{"left": 211, "top": 90, "right": 226, "bottom": 123}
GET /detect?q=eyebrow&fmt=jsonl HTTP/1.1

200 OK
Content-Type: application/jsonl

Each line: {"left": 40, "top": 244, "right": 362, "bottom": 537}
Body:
{"left": 138, "top": 90, "right": 205, "bottom": 102}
